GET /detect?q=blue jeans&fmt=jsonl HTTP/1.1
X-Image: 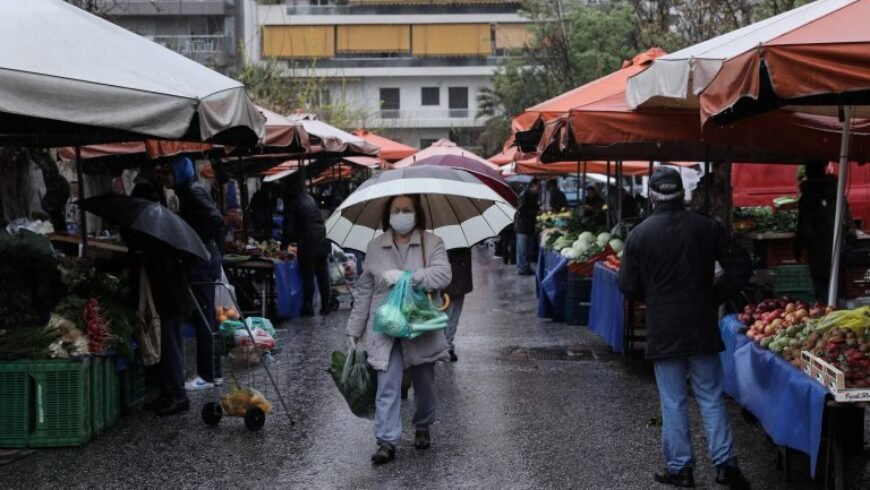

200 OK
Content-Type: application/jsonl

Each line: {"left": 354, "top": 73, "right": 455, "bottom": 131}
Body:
{"left": 653, "top": 354, "right": 735, "bottom": 471}
{"left": 516, "top": 233, "right": 532, "bottom": 273}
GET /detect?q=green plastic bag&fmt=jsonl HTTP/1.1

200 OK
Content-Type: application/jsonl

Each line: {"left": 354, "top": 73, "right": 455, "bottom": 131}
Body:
{"left": 329, "top": 349, "right": 376, "bottom": 419}
{"left": 373, "top": 272, "right": 448, "bottom": 339}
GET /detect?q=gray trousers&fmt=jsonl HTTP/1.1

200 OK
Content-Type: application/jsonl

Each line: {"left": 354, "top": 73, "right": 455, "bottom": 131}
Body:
{"left": 375, "top": 341, "right": 436, "bottom": 445}
{"left": 445, "top": 294, "right": 465, "bottom": 350}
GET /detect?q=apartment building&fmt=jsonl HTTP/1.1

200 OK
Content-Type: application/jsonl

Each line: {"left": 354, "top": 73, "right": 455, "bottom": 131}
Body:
{"left": 243, "top": 0, "right": 531, "bottom": 149}
{"left": 103, "top": 0, "right": 242, "bottom": 70}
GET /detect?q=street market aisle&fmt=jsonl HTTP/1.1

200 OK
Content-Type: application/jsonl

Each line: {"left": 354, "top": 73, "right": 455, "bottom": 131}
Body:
{"left": 1, "top": 249, "right": 866, "bottom": 489}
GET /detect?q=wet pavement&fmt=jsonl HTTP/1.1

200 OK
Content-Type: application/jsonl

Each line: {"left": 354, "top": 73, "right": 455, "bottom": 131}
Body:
{"left": 2, "top": 248, "right": 868, "bottom": 489}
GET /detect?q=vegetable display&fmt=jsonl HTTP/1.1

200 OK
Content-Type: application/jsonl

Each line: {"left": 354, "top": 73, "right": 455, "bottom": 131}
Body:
{"left": 732, "top": 205, "right": 798, "bottom": 234}
{"left": 739, "top": 298, "right": 870, "bottom": 388}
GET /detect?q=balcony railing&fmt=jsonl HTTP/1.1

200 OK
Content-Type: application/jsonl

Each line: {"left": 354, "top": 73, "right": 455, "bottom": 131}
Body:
{"left": 282, "top": 2, "right": 521, "bottom": 16}
{"left": 150, "top": 35, "right": 227, "bottom": 55}
{"left": 376, "top": 107, "right": 477, "bottom": 122}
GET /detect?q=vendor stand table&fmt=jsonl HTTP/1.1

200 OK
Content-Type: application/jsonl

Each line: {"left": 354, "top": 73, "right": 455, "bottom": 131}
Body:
{"left": 735, "top": 231, "right": 801, "bottom": 269}
{"left": 536, "top": 248, "right": 568, "bottom": 322}
{"left": 222, "top": 257, "right": 302, "bottom": 320}
{"left": 48, "top": 233, "right": 128, "bottom": 257}
{"left": 719, "top": 314, "right": 866, "bottom": 488}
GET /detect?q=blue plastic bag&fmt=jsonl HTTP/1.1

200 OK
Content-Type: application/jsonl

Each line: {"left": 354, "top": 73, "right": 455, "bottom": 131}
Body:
{"left": 275, "top": 260, "right": 303, "bottom": 320}
{"left": 373, "top": 272, "right": 448, "bottom": 339}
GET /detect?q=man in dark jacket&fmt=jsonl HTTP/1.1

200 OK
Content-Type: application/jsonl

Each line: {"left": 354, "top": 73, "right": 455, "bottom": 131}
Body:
{"left": 248, "top": 184, "right": 276, "bottom": 241}
{"left": 515, "top": 178, "right": 540, "bottom": 275}
{"left": 160, "top": 156, "right": 224, "bottom": 391}
{"left": 444, "top": 248, "right": 473, "bottom": 362}
{"left": 794, "top": 161, "right": 854, "bottom": 304}
{"left": 618, "top": 167, "right": 749, "bottom": 489}
{"left": 546, "top": 179, "right": 569, "bottom": 211}
{"left": 281, "top": 174, "right": 331, "bottom": 316}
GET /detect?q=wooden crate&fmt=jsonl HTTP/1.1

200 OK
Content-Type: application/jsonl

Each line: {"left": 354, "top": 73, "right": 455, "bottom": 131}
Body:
{"left": 801, "top": 351, "right": 870, "bottom": 403}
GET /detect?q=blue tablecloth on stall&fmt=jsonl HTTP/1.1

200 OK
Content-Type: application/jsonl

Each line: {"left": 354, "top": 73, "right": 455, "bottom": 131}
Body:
{"left": 536, "top": 248, "right": 568, "bottom": 321}
{"left": 718, "top": 314, "right": 751, "bottom": 401}
{"left": 719, "top": 315, "right": 828, "bottom": 476}
{"left": 588, "top": 262, "right": 625, "bottom": 353}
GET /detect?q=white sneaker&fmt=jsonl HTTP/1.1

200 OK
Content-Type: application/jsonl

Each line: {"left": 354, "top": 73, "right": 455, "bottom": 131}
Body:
{"left": 184, "top": 376, "right": 214, "bottom": 391}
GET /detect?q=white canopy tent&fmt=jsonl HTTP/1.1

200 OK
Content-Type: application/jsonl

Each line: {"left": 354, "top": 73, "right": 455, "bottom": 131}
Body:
{"left": 0, "top": 0, "right": 265, "bottom": 147}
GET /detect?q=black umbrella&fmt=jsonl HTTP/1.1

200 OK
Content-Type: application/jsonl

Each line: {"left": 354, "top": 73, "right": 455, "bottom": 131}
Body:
{"left": 78, "top": 194, "right": 210, "bottom": 261}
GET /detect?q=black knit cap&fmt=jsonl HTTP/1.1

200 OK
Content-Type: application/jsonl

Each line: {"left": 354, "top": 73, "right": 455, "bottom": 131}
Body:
{"left": 649, "top": 167, "right": 684, "bottom": 194}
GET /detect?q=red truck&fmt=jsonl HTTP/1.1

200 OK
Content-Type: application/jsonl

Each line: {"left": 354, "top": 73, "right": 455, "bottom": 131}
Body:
{"left": 732, "top": 163, "right": 870, "bottom": 232}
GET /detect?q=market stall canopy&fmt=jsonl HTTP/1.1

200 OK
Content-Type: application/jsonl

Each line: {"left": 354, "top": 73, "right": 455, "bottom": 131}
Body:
{"left": 698, "top": 0, "right": 870, "bottom": 124}
{"left": 353, "top": 129, "right": 416, "bottom": 162}
{"left": 513, "top": 48, "right": 666, "bottom": 152}
{"left": 57, "top": 141, "right": 216, "bottom": 167}
{"left": 286, "top": 114, "right": 379, "bottom": 156}
{"left": 626, "top": 0, "right": 864, "bottom": 116}
{"left": 0, "top": 0, "right": 264, "bottom": 147}
{"left": 550, "top": 92, "right": 870, "bottom": 162}
{"left": 489, "top": 145, "right": 693, "bottom": 176}
{"left": 262, "top": 155, "right": 379, "bottom": 183}
{"left": 252, "top": 106, "right": 310, "bottom": 153}
{"left": 392, "top": 139, "right": 498, "bottom": 170}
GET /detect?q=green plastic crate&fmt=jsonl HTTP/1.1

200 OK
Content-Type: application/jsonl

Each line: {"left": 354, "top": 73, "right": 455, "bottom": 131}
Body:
{"left": 90, "top": 356, "right": 105, "bottom": 435}
{"left": 0, "top": 362, "right": 32, "bottom": 448}
{"left": 0, "top": 359, "right": 92, "bottom": 448}
{"left": 103, "top": 356, "right": 120, "bottom": 428}
{"left": 773, "top": 265, "right": 813, "bottom": 293}
{"left": 121, "top": 361, "right": 146, "bottom": 413}
{"left": 26, "top": 359, "right": 92, "bottom": 447}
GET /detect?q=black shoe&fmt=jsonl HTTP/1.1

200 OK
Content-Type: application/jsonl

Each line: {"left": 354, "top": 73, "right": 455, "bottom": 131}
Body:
{"left": 401, "top": 385, "right": 409, "bottom": 400}
{"left": 371, "top": 442, "right": 395, "bottom": 465}
{"left": 448, "top": 349, "right": 458, "bottom": 362}
{"left": 300, "top": 307, "right": 315, "bottom": 317}
{"left": 716, "top": 463, "right": 750, "bottom": 489}
{"left": 154, "top": 397, "right": 190, "bottom": 417}
{"left": 144, "top": 396, "right": 167, "bottom": 412}
{"left": 319, "top": 307, "right": 331, "bottom": 316}
{"left": 654, "top": 468, "right": 695, "bottom": 488}
{"left": 414, "top": 429, "right": 431, "bottom": 450}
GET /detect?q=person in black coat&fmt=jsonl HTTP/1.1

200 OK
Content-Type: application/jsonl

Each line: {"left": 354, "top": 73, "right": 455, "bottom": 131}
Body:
{"left": 617, "top": 167, "right": 750, "bottom": 489}
{"left": 794, "top": 161, "right": 854, "bottom": 303}
{"left": 514, "top": 178, "right": 540, "bottom": 275}
{"left": 248, "top": 184, "right": 276, "bottom": 241}
{"left": 159, "top": 156, "right": 225, "bottom": 391}
{"left": 546, "top": 179, "right": 569, "bottom": 211}
{"left": 444, "top": 248, "right": 473, "bottom": 362}
{"left": 281, "top": 174, "right": 332, "bottom": 316}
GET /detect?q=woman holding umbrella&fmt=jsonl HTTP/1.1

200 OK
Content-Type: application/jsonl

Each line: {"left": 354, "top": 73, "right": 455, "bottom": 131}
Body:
{"left": 345, "top": 194, "right": 452, "bottom": 465}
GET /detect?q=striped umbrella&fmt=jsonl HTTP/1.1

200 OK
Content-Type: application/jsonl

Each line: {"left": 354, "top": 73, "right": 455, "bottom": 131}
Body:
{"left": 326, "top": 166, "right": 517, "bottom": 252}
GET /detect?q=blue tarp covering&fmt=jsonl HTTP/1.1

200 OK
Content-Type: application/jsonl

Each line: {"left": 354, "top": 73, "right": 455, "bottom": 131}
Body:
{"left": 536, "top": 248, "right": 568, "bottom": 321}
{"left": 588, "top": 262, "right": 625, "bottom": 353}
{"left": 275, "top": 260, "right": 303, "bottom": 320}
{"left": 719, "top": 314, "right": 828, "bottom": 476}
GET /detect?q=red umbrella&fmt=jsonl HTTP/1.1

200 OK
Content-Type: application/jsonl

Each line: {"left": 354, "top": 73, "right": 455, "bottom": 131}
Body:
{"left": 411, "top": 154, "right": 518, "bottom": 206}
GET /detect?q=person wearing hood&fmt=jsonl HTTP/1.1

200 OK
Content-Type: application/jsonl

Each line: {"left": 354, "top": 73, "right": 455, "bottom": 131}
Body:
{"left": 794, "top": 161, "right": 855, "bottom": 303}
{"left": 618, "top": 167, "right": 750, "bottom": 490}
{"left": 280, "top": 173, "right": 332, "bottom": 316}
{"left": 159, "top": 156, "right": 225, "bottom": 392}
{"left": 345, "top": 194, "right": 452, "bottom": 465}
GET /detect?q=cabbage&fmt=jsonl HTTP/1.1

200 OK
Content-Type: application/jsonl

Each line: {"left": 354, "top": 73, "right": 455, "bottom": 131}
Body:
{"left": 572, "top": 240, "right": 591, "bottom": 252}
{"left": 561, "top": 247, "right": 580, "bottom": 259}
{"left": 608, "top": 238, "right": 625, "bottom": 253}
{"left": 596, "top": 232, "right": 612, "bottom": 246}
{"left": 579, "top": 231, "right": 595, "bottom": 243}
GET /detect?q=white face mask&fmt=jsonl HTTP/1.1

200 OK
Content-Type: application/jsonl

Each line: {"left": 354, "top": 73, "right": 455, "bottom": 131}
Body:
{"left": 390, "top": 212, "right": 416, "bottom": 235}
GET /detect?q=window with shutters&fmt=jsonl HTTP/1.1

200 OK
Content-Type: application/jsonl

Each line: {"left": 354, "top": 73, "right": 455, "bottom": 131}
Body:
{"left": 421, "top": 87, "right": 440, "bottom": 106}
{"left": 380, "top": 88, "right": 400, "bottom": 119}
{"left": 448, "top": 87, "right": 469, "bottom": 118}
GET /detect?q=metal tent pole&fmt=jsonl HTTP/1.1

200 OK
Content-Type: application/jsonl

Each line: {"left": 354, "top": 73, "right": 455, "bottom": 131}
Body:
{"left": 606, "top": 160, "right": 611, "bottom": 229}
{"left": 828, "top": 106, "right": 853, "bottom": 306}
{"left": 76, "top": 146, "right": 88, "bottom": 256}
{"left": 239, "top": 156, "right": 249, "bottom": 243}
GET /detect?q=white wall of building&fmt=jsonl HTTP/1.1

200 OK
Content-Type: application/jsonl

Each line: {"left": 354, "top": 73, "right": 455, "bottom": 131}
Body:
{"left": 328, "top": 75, "right": 489, "bottom": 132}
